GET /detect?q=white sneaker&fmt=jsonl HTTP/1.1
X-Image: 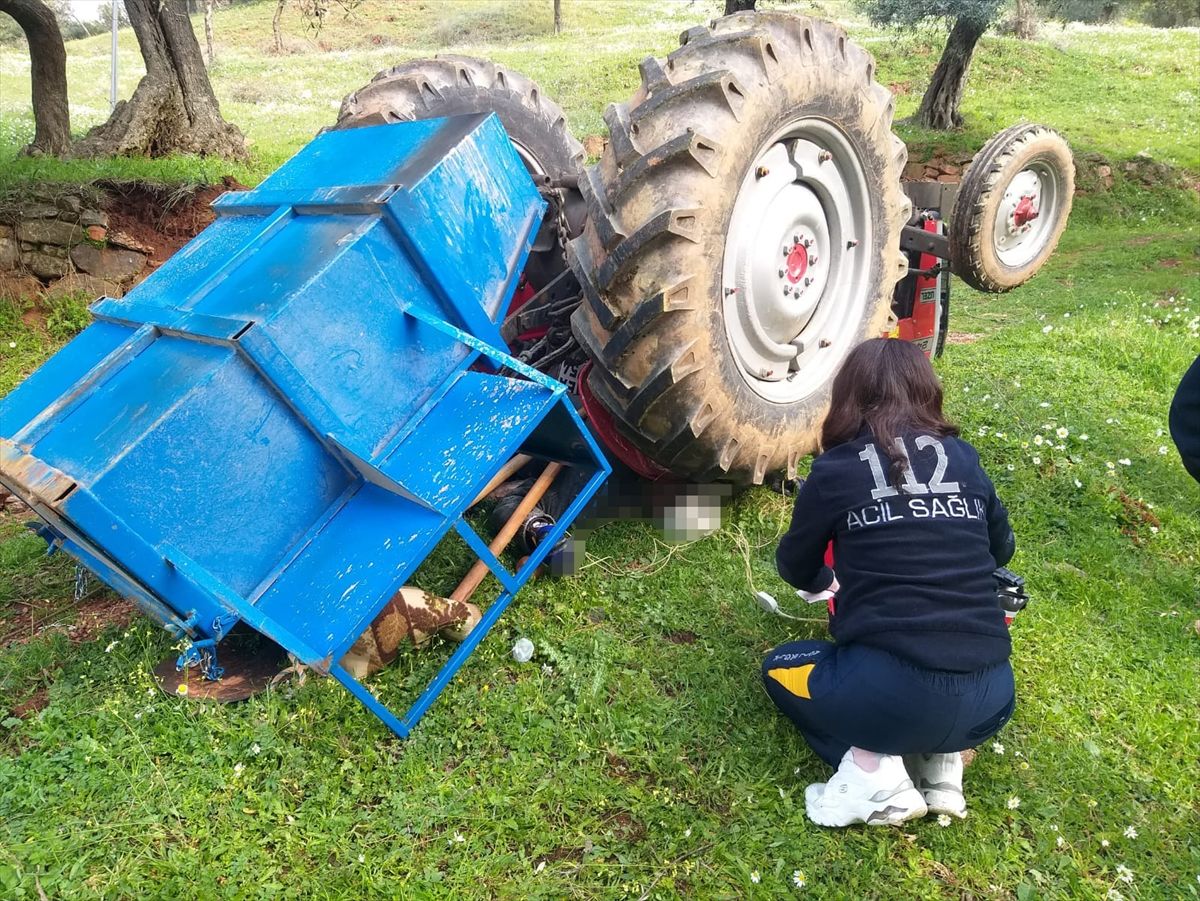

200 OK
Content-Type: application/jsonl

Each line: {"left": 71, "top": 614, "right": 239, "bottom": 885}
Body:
{"left": 903, "top": 752, "right": 967, "bottom": 819}
{"left": 805, "top": 751, "right": 928, "bottom": 827}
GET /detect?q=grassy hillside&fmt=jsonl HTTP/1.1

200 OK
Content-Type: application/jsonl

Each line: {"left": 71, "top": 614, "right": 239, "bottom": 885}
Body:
{"left": 0, "top": 0, "right": 1198, "bottom": 191}
{"left": 0, "top": 2, "right": 1198, "bottom": 899}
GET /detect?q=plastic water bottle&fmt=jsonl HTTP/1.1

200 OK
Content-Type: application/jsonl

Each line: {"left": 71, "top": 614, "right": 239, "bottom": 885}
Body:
{"left": 511, "top": 637, "right": 534, "bottom": 663}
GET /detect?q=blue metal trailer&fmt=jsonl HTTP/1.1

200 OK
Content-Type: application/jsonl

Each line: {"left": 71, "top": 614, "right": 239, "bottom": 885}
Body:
{"left": 0, "top": 113, "right": 609, "bottom": 738}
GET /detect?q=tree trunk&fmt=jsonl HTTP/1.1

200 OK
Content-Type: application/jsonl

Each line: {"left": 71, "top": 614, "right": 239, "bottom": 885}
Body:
{"left": 1013, "top": 0, "right": 1037, "bottom": 40}
{"left": 73, "top": 0, "right": 246, "bottom": 159}
{"left": 273, "top": 0, "right": 284, "bottom": 52}
{"left": 914, "top": 15, "right": 987, "bottom": 131}
{"left": 1, "top": 0, "right": 71, "bottom": 155}
{"left": 553, "top": 0, "right": 561, "bottom": 34}
{"left": 724, "top": 0, "right": 755, "bottom": 13}
{"left": 203, "top": 0, "right": 214, "bottom": 63}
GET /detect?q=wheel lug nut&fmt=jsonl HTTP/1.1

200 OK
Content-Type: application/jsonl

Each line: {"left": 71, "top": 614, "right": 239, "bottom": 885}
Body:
{"left": 819, "top": 338, "right": 831, "bottom": 348}
{"left": 793, "top": 234, "right": 800, "bottom": 244}
{"left": 804, "top": 277, "right": 813, "bottom": 287}
{"left": 846, "top": 239, "right": 858, "bottom": 249}
{"left": 755, "top": 166, "right": 770, "bottom": 178}
{"left": 818, "top": 150, "right": 832, "bottom": 163}
{"left": 809, "top": 255, "right": 818, "bottom": 265}
{"left": 725, "top": 287, "right": 736, "bottom": 296}
{"left": 778, "top": 269, "right": 786, "bottom": 278}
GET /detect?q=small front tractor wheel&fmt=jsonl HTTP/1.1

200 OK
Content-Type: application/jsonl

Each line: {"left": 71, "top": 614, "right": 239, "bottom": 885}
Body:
{"left": 570, "top": 12, "right": 911, "bottom": 483}
{"left": 335, "top": 56, "right": 585, "bottom": 288}
{"left": 950, "top": 124, "right": 1074, "bottom": 293}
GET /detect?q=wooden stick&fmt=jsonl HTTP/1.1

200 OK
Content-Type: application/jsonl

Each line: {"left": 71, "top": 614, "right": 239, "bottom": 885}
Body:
{"left": 450, "top": 461, "right": 562, "bottom": 603}
{"left": 469, "top": 453, "right": 533, "bottom": 508}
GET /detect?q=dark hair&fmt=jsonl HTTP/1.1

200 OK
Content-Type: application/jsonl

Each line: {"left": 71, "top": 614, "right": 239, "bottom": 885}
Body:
{"left": 821, "top": 338, "right": 959, "bottom": 487}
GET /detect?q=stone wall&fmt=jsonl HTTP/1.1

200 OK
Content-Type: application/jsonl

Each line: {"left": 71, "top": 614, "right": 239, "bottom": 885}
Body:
{"left": 0, "top": 187, "right": 148, "bottom": 289}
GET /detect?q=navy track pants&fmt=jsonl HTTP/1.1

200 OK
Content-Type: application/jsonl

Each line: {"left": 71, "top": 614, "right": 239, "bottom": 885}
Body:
{"left": 762, "top": 640, "right": 1015, "bottom": 767}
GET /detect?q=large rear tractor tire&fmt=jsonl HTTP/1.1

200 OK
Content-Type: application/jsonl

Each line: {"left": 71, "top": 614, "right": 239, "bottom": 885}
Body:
{"left": 570, "top": 13, "right": 911, "bottom": 484}
{"left": 949, "top": 124, "right": 1073, "bottom": 293}
{"left": 336, "top": 56, "right": 585, "bottom": 288}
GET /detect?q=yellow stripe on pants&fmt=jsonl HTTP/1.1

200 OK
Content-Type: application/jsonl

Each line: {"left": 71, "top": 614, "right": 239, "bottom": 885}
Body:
{"left": 767, "top": 664, "right": 815, "bottom": 699}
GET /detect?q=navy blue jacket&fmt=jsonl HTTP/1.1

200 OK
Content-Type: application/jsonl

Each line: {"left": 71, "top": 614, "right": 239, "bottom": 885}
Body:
{"left": 777, "top": 430, "right": 1015, "bottom": 673}
{"left": 1170, "top": 355, "right": 1200, "bottom": 484}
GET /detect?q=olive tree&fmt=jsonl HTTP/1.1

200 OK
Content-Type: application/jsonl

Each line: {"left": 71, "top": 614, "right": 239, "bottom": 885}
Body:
{"left": 859, "top": 0, "right": 1004, "bottom": 130}
{"left": 0, "top": 0, "right": 71, "bottom": 155}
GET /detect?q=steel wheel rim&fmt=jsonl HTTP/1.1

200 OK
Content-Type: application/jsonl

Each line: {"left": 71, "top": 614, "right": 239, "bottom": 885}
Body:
{"left": 993, "top": 161, "right": 1060, "bottom": 268}
{"left": 722, "top": 118, "right": 874, "bottom": 404}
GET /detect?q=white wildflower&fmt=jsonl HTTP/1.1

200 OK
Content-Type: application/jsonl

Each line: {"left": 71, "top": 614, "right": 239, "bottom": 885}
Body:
{"left": 992, "top": 741, "right": 1005, "bottom": 755}
{"left": 1034, "top": 435, "right": 1044, "bottom": 446}
{"left": 1106, "top": 889, "right": 1124, "bottom": 901}
{"left": 251, "top": 743, "right": 261, "bottom": 756}
{"left": 1039, "top": 401, "right": 1051, "bottom": 408}
{"left": 233, "top": 762, "right": 245, "bottom": 776}
{"left": 1042, "top": 325, "right": 1053, "bottom": 333}
{"left": 1006, "top": 796, "right": 1021, "bottom": 809}
{"left": 1074, "top": 479, "right": 1083, "bottom": 488}
{"left": 7, "top": 341, "right": 15, "bottom": 349}
{"left": 1158, "top": 446, "right": 1169, "bottom": 455}
{"left": 792, "top": 870, "right": 806, "bottom": 888}
{"left": 1118, "top": 458, "right": 1131, "bottom": 466}
{"left": 358, "top": 853, "right": 365, "bottom": 863}
{"left": 534, "top": 860, "right": 546, "bottom": 874}
{"left": 1106, "top": 461, "right": 1116, "bottom": 470}
{"left": 937, "top": 814, "right": 952, "bottom": 827}
{"left": 1056, "top": 427, "right": 1069, "bottom": 439}
{"left": 750, "top": 871, "right": 761, "bottom": 884}
{"left": 1102, "top": 839, "right": 1110, "bottom": 848}
{"left": 1116, "top": 864, "right": 1133, "bottom": 884}
{"left": 684, "top": 828, "right": 691, "bottom": 838}
{"left": 1056, "top": 835, "right": 1065, "bottom": 848}
{"left": 1032, "top": 456, "right": 1042, "bottom": 465}
{"left": 454, "top": 832, "right": 466, "bottom": 844}
{"left": 1123, "top": 825, "right": 1137, "bottom": 839}
{"left": 1080, "top": 434, "right": 1089, "bottom": 441}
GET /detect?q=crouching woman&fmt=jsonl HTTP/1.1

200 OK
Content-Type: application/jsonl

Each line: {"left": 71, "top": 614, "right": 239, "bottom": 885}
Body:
{"left": 763, "top": 338, "right": 1016, "bottom": 827}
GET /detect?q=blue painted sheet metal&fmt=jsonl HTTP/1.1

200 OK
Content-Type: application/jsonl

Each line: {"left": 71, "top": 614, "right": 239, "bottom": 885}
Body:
{"left": 0, "top": 114, "right": 610, "bottom": 737}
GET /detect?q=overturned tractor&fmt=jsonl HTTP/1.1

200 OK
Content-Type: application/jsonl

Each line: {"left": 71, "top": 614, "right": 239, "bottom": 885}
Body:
{"left": 338, "top": 11, "right": 1073, "bottom": 486}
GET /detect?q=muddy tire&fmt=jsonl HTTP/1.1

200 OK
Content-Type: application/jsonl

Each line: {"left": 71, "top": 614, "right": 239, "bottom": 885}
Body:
{"left": 950, "top": 124, "right": 1073, "bottom": 293}
{"left": 569, "top": 13, "right": 910, "bottom": 484}
{"left": 336, "top": 56, "right": 584, "bottom": 286}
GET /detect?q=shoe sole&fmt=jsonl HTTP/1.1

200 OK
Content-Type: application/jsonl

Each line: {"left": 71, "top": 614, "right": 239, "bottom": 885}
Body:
{"left": 806, "top": 787, "right": 929, "bottom": 828}
{"left": 921, "top": 787, "right": 968, "bottom": 819}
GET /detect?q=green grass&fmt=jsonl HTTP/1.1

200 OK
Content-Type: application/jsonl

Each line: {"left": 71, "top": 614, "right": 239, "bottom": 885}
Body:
{"left": 1, "top": 2, "right": 1199, "bottom": 898}
{"left": 1, "top": 1, "right": 1198, "bottom": 188}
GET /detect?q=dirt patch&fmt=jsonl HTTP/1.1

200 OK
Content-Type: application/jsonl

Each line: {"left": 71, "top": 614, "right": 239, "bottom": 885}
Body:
{"left": 946, "top": 332, "right": 982, "bottom": 345}
{"left": 603, "top": 810, "right": 646, "bottom": 843}
{"left": 0, "top": 273, "right": 43, "bottom": 304}
{"left": 1, "top": 589, "right": 135, "bottom": 650}
{"left": 604, "top": 752, "right": 659, "bottom": 788}
{"left": 888, "top": 81, "right": 912, "bottom": 96}
{"left": 1107, "top": 487, "right": 1161, "bottom": 547}
{"left": 665, "top": 630, "right": 697, "bottom": 644}
{"left": 101, "top": 177, "right": 246, "bottom": 276}
{"left": 1158, "top": 258, "right": 1181, "bottom": 268}
{"left": 582, "top": 134, "right": 606, "bottom": 159}
{"left": 11, "top": 686, "right": 48, "bottom": 718}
